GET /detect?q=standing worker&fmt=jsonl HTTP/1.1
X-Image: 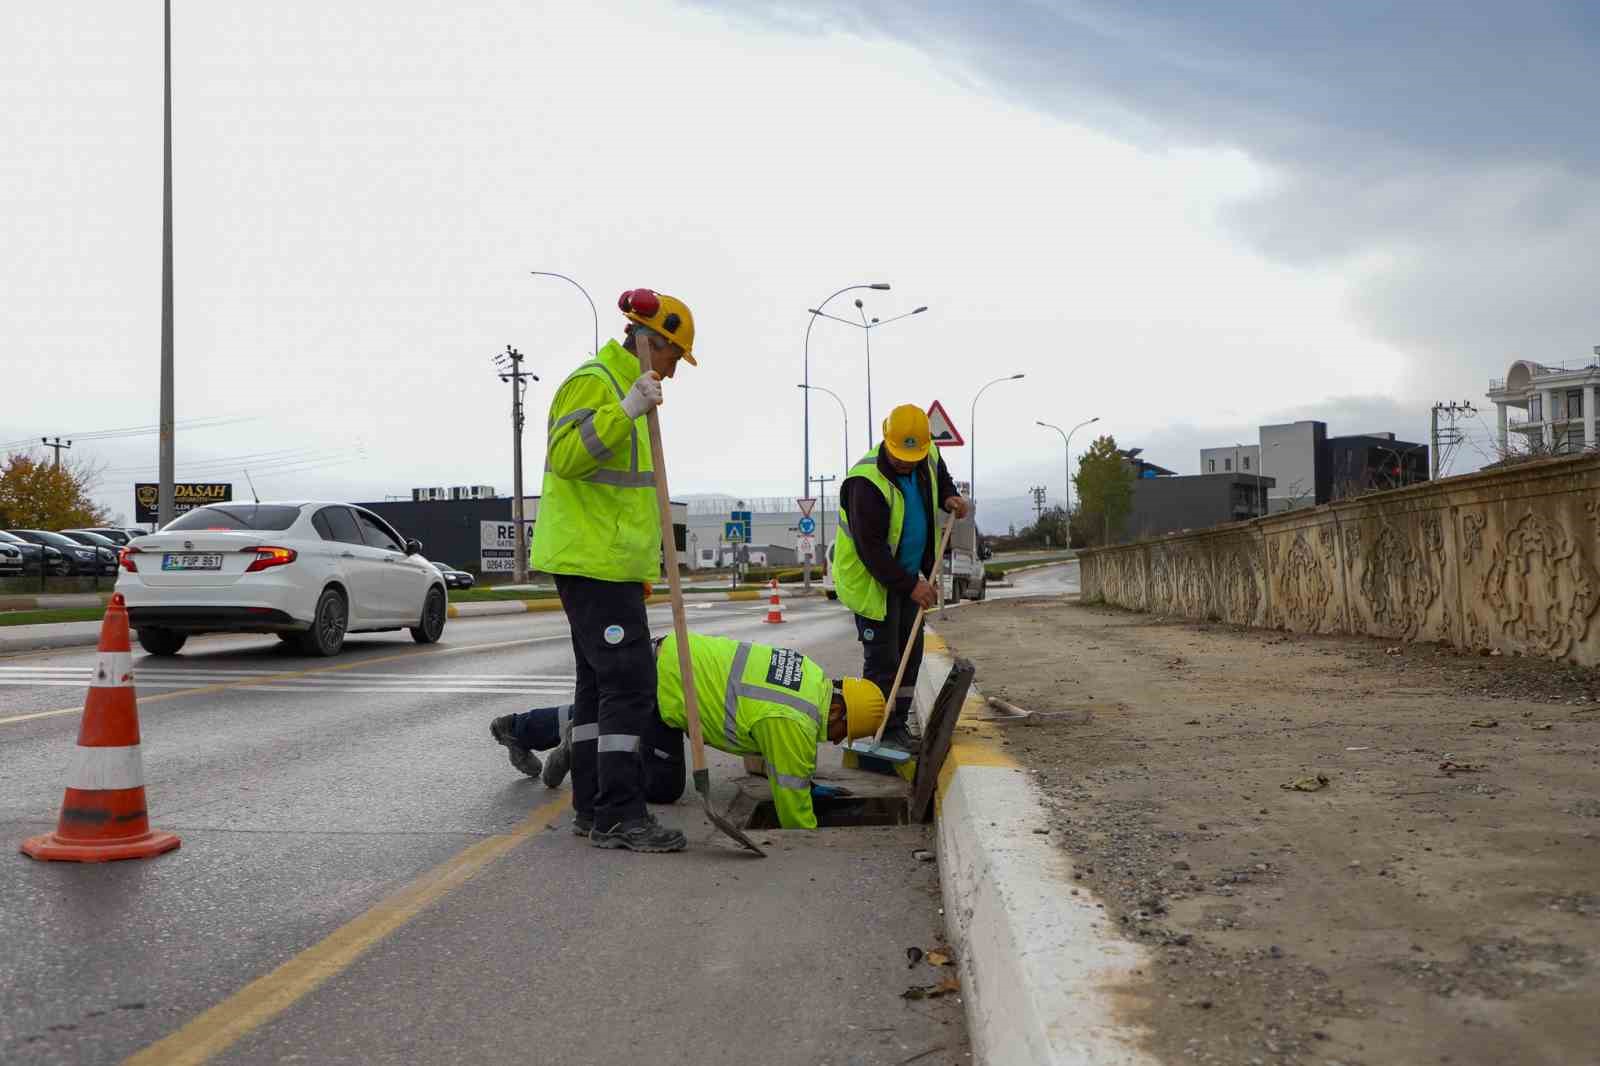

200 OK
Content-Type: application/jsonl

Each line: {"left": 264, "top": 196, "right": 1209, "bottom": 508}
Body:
{"left": 519, "top": 287, "right": 695, "bottom": 852}
{"left": 832, "top": 404, "right": 968, "bottom": 752}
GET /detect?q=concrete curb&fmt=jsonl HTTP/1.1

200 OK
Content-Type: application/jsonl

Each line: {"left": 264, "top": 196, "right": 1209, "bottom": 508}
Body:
{"left": 0, "top": 592, "right": 113, "bottom": 612}
{"left": 916, "top": 628, "right": 1158, "bottom": 1066}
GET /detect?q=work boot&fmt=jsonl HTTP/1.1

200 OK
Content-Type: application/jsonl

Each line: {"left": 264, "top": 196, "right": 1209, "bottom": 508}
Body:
{"left": 571, "top": 811, "right": 594, "bottom": 836}
{"left": 877, "top": 721, "right": 922, "bottom": 755}
{"left": 489, "top": 715, "right": 543, "bottom": 778}
{"left": 541, "top": 710, "right": 573, "bottom": 789}
{"left": 590, "top": 813, "right": 687, "bottom": 853}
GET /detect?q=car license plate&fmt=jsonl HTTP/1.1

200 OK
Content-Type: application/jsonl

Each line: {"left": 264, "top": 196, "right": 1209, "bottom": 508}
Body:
{"left": 162, "top": 553, "right": 223, "bottom": 571}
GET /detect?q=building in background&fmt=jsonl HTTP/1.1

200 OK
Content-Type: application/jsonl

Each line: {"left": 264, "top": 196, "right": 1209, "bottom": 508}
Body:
{"left": 1198, "top": 444, "right": 1260, "bottom": 477}
{"left": 1123, "top": 473, "right": 1274, "bottom": 542}
{"left": 1487, "top": 355, "right": 1600, "bottom": 457}
{"left": 1326, "top": 433, "right": 1428, "bottom": 501}
{"left": 359, "top": 495, "right": 687, "bottom": 580}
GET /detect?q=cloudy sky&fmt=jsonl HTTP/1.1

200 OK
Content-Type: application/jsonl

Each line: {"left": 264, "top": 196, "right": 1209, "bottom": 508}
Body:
{"left": 4, "top": 2, "right": 1595, "bottom": 531}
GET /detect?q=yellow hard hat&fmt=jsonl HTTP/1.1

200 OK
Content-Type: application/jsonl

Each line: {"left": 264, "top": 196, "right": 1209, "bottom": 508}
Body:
{"left": 840, "top": 678, "right": 887, "bottom": 740}
{"left": 618, "top": 288, "right": 696, "bottom": 366}
{"left": 882, "top": 404, "right": 931, "bottom": 463}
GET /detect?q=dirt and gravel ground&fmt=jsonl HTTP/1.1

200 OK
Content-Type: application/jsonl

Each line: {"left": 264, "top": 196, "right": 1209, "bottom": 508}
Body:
{"left": 935, "top": 597, "right": 1600, "bottom": 1066}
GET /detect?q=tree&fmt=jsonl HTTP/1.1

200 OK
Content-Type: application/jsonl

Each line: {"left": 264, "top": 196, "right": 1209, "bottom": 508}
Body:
{"left": 1072, "top": 434, "right": 1135, "bottom": 546}
{"left": 0, "top": 453, "right": 110, "bottom": 529}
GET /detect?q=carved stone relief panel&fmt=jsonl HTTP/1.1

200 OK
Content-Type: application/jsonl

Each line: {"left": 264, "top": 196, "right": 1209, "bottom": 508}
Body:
{"left": 1481, "top": 510, "right": 1600, "bottom": 658}
{"left": 1275, "top": 531, "right": 1335, "bottom": 632}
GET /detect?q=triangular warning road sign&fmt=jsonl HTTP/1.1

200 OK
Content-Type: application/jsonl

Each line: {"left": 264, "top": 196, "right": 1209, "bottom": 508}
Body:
{"left": 926, "top": 400, "right": 964, "bottom": 447}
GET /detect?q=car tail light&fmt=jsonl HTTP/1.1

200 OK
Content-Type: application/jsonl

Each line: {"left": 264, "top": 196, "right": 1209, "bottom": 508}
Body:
{"left": 244, "top": 546, "right": 297, "bottom": 573}
{"left": 119, "top": 547, "right": 139, "bottom": 573}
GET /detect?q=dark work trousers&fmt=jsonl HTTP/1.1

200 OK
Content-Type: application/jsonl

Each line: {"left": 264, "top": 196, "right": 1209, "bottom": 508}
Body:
{"left": 556, "top": 574, "right": 656, "bottom": 829}
{"left": 509, "top": 703, "right": 685, "bottom": 804}
{"left": 855, "top": 587, "right": 923, "bottom": 732}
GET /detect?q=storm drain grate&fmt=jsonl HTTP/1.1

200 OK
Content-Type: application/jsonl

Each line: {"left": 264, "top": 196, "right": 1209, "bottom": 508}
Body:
{"left": 745, "top": 795, "right": 909, "bottom": 829}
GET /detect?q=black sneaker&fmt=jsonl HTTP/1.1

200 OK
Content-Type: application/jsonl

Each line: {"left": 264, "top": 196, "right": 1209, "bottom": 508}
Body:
{"left": 572, "top": 812, "right": 594, "bottom": 836}
{"left": 490, "top": 716, "right": 543, "bottom": 778}
{"left": 878, "top": 722, "right": 922, "bottom": 755}
{"left": 590, "top": 815, "right": 687, "bottom": 853}
{"left": 541, "top": 711, "right": 573, "bottom": 789}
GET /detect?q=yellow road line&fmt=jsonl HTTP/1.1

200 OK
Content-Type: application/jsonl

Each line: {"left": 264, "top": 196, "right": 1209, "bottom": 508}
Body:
{"left": 0, "top": 634, "right": 569, "bottom": 728}
{"left": 123, "top": 793, "right": 571, "bottom": 1066}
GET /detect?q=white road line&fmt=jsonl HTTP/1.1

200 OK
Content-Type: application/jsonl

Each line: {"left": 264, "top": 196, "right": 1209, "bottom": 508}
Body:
{"left": 0, "top": 669, "right": 577, "bottom": 682}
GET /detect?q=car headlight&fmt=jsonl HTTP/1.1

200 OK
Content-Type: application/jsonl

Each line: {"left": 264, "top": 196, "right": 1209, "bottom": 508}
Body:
{"left": 77, "top": 549, "right": 96, "bottom": 559}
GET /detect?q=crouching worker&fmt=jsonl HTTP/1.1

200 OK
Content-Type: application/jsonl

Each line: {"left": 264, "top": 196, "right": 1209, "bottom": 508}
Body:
{"left": 491, "top": 632, "right": 886, "bottom": 829}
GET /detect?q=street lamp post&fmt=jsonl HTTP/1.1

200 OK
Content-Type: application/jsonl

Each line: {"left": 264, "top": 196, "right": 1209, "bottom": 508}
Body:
{"left": 803, "top": 283, "right": 889, "bottom": 498}
{"left": 529, "top": 271, "right": 599, "bottom": 358}
{"left": 969, "top": 373, "right": 1025, "bottom": 512}
{"left": 797, "top": 384, "right": 849, "bottom": 474}
{"left": 1035, "top": 416, "right": 1098, "bottom": 515}
{"left": 808, "top": 302, "right": 928, "bottom": 451}
{"left": 797, "top": 383, "right": 848, "bottom": 593}
{"left": 158, "top": 0, "right": 175, "bottom": 528}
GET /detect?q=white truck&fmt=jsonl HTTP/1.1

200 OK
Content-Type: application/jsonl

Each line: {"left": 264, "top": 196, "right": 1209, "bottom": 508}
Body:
{"left": 942, "top": 511, "right": 986, "bottom": 601}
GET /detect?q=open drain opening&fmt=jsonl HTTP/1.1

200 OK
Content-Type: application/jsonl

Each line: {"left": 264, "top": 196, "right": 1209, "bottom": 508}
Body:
{"left": 745, "top": 795, "right": 910, "bottom": 830}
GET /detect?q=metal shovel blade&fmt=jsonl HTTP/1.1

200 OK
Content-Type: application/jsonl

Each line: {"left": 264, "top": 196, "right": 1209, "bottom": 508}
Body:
{"left": 844, "top": 738, "right": 913, "bottom": 763}
{"left": 694, "top": 768, "right": 765, "bottom": 856}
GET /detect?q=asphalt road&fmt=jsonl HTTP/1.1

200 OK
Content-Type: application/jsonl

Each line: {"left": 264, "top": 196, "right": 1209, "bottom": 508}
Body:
{"left": 1, "top": 595, "right": 967, "bottom": 1065}
{"left": 992, "top": 559, "right": 1080, "bottom": 599}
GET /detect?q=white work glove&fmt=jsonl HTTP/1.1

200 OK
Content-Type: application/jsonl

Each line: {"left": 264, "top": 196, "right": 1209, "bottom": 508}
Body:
{"left": 621, "top": 371, "right": 663, "bottom": 419}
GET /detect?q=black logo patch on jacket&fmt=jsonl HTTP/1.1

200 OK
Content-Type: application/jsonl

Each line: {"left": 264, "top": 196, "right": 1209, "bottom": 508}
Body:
{"left": 765, "top": 649, "right": 806, "bottom": 691}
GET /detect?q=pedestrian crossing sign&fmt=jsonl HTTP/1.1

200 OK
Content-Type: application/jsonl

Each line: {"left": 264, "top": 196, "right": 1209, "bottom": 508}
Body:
{"left": 724, "top": 522, "right": 745, "bottom": 543}
{"left": 927, "top": 400, "right": 964, "bottom": 447}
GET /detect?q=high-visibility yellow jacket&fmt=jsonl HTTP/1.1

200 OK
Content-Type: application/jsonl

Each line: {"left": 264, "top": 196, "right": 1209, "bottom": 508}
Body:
{"left": 656, "top": 632, "right": 832, "bottom": 830}
{"left": 831, "top": 444, "right": 941, "bottom": 621}
{"left": 528, "top": 340, "right": 659, "bottom": 583}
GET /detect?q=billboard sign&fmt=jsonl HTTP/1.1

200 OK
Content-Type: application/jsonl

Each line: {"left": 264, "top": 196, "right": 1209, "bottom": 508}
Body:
{"left": 479, "top": 520, "right": 534, "bottom": 574}
{"left": 135, "top": 482, "right": 232, "bottom": 525}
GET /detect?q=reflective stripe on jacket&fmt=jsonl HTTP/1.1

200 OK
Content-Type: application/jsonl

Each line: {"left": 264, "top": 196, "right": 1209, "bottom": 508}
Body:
{"left": 832, "top": 443, "right": 941, "bottom": 621}
{"left": 528, "top": 339, "right": 660, "bottom": 583}
{"left": 656, "top": 632, "right": 831, "bottom": 829}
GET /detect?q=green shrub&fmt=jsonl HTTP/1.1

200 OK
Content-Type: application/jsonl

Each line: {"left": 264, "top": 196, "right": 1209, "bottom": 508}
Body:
{"left": 740, "top": 566, "right": 812, "bottom": 585}
{"left": 984, "top": 565, "right": 1007, "bottom": 581}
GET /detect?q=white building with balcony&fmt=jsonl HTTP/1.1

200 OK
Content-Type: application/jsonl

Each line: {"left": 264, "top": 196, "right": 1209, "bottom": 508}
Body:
{"left": 1487, "top": 352, "right": 1600, "bottom": 457}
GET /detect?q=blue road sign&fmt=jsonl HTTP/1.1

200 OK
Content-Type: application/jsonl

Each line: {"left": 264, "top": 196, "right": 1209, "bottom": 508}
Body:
{"left": 797, "top": 516, "right": 816, "bottom": 535}
{"left": 724, "top": 521, "right": 745, "bottom": 542}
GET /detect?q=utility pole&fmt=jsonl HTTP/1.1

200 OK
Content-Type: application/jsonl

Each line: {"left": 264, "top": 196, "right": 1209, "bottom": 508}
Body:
{"left": 1030, "top": 485, "right": 1049, "bottom": 548}
{"left": 1429, "top": 401, "right": 1475, "bottom": 479}
{"left": 41, "top": 437, "right": 72, "bottom": 468}
{"left": 158, "top": 0, "right": 175, "bottom": 528}
{"left": 495, "top": 345, "right": 538, "bottom": 585}
{"left": 810, "top": 474, "right": 836, "bottom": 576}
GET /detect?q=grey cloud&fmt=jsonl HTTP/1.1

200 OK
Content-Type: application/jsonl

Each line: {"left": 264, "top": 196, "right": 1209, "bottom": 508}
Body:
{"left": 694, "top": 1, "right": 1600, "bottom": 391}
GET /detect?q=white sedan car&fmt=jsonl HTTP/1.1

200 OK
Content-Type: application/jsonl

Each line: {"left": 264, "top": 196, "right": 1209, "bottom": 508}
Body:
{"left": 116, "top": 501, "right": 448, "bottom": 657}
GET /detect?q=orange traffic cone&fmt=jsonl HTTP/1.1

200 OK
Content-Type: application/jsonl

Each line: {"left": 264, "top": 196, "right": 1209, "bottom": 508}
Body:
{"left": 764, "top": 578, "right": 785, "bottom": 624}
{"left": 21, "top": 594, "right": 180, "bottom": 863}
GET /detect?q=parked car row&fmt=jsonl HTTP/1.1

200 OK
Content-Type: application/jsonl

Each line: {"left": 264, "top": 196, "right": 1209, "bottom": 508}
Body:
{"left": 0, "top": 526, "right": 148, "bottom": 578}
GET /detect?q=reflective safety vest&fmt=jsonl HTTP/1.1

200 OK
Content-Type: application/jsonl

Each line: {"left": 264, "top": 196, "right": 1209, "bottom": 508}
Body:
{"left": 529, "top": 340, "right": 659, "bottom": 583}
{"left": 832, "top": 444, "right": 941, "bottom": 621}
{"left": 656, "top": 632, "right": 832, "bottom": 830}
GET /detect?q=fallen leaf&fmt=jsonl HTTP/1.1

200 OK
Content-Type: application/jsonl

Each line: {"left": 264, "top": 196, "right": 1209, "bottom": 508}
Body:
{"left": 1470, "top": 718, "right": 1498, "bottom": 728}
{"left": 1531, "top": 722, "right": 1554, "bottom": 731}
{"left": 1280, "top": 773, "right": 1330, "bottom": 792}
{"left": 926, "top": 951, "right": 952, "bottom": 967}
{"left": 906, "top": 946, "right": 924, "bottom": 968}
{"left": 1439, "top": 760, "right": 1486, "bottom": 774}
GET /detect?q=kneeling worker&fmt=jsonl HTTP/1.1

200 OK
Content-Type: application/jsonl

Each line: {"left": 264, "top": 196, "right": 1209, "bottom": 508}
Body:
{"left": 491, "top": 632, "right": 886, "bottom": 830}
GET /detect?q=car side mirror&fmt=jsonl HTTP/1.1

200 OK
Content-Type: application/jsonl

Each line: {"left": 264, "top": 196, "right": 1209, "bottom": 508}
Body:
{"left": 404, "top": 539, "right": 422, "bottom": 556}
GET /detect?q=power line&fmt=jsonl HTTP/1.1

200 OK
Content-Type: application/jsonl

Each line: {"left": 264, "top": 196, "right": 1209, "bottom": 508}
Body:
{"left": 0, "top": 415, "right": 256, "bottom": 451}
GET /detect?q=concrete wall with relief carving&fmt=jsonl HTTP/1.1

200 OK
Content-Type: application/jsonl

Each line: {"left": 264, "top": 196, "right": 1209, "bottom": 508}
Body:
{"left": 1079, "top": 454, "right": 1600, "bottom": 667}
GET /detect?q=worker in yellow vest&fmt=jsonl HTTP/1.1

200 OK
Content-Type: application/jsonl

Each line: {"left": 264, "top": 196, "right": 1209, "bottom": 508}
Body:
{"left": 491, "top": 633, "right": 887, "bottom": 830}
{"left": 522, "top": 287, "right": 695, "bottom": 853}
{"left": 831, "top": 404, "right": 968, "bottom": 753}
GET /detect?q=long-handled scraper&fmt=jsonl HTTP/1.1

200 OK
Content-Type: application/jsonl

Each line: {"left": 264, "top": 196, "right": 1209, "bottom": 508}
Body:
{"left": 644, "top": 398, "right": 765, "bottom": 857}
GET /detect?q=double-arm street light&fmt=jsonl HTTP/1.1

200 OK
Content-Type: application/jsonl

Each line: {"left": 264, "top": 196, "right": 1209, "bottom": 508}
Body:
{"left": 804, "top": 284, "right": 890, "bottom": 495}
{"left": 969, "top": 373, "right": 1025, "bottom": 509}
{"left": 1036, "top": 416, "right": 1099, "bottom": 514}
{"left": 808, "top": 299, "right": 928, "bottom": 452}
{"left": 529, "top": 271, "right": 599, "bottom": 358}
